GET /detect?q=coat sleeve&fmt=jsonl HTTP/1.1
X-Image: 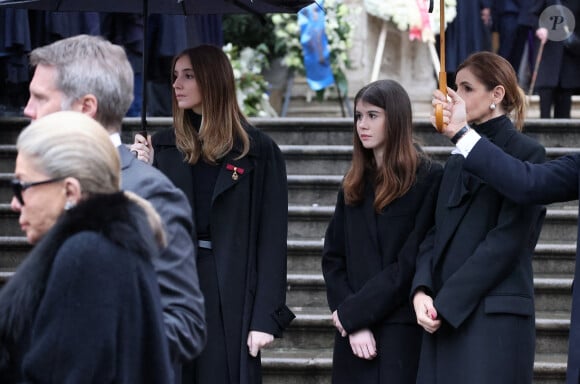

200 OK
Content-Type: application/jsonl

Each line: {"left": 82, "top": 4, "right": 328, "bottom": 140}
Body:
{"left": 411, "top": 225, "right": 438, "bottom": 296}
{"left": 123, "top": 156, "right": 206, "bottom": 362}
{"left": 335, "top": 167, "right": 443, "bottom": 332}
{"left": 22, "top": 234, "right": 121, "bottom": 383}
{"left": 465, "top": 137, "right": 579, "bottom": 205}
{"left": 249, "top": 136, "right": 294, "bottom": 336}
{"left": 148, "top": 180, "right": 207, "bottom": 361}
{"left": 322, "top": 188, "right": 354, "bottom": 312}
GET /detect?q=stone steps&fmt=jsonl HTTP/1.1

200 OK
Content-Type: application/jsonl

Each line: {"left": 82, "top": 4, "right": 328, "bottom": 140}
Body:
{"left": 283, "top": 90, "right": 580, "bottom": 120}
{"left": 260, "top": 313, "right": 571, "bottom": 383}
{"left": 1, "top": 116, "right": 578, "bottom": 383}
{"left": 0, "top": 143, "right": 579, "bottom": 179}
{"left": 2, "top": 116, "right": 580, "bottom": 147}
{"left": 262, "top": 351, "right": 568, "bottom": 384}
{"left": 286, "top": 205, "right": 578, "bottom": 243}
{"left": 4, "top": 201, "right": 576, "bottom": 245}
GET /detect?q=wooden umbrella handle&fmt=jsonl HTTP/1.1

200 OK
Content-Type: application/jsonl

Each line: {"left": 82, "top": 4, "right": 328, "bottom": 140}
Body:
{"left": 434, "top": 0, "right": 446, "bottom": 133}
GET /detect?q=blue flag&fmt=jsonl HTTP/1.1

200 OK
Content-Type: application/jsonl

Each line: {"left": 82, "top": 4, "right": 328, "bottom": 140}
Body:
{"left": 298, "top": 2, "right": 335, "bottom": 91}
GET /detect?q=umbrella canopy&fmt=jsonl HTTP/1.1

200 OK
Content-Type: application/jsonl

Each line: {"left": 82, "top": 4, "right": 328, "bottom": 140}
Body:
{"left": 0, "top": 0, "right": 314, "bottom": 131}
{"left": 0, "top": 0, "right": 312, "bottom": 15}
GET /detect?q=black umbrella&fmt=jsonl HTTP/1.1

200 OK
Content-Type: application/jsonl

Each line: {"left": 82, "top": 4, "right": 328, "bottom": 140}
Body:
{"left": 0, "top": 0, "right": 312, "bottom": 14}
{"left": 0, "top": 0, "right": 314, "bottom": 133}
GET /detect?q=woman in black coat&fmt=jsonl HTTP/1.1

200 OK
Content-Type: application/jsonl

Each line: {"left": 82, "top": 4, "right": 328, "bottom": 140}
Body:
{"left": 132, "top": 45, "right": 294, "bottom": 384}
{"left": 0, "top": 111, "right": 172, "bottom": 383}
{"left": 412, "top": 52, "right": 546, "bottom": 383}
{"left": 532, "top": 0, "right": 580, "bottom": 118}
{"left": 322, "top": 80, "right": 443, "bottom": 384}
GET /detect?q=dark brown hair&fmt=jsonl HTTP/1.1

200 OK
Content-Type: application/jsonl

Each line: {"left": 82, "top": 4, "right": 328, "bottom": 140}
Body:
{"left": 171, "top": 45, "right": 250, "bottom": 164}
{"left": 457, "top": 52, "right": 526, "bottom": 131}
{"left": 343, "top": 79, "right": 419, "bottom": 212}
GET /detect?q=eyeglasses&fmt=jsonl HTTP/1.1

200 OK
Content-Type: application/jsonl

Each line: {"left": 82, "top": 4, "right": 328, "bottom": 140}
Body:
{"left": 11, "top": 177, "right": 65, "bottom": 206}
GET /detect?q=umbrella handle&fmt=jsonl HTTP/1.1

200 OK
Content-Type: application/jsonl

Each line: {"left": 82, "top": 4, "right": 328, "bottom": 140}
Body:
{"left": 434, "top": 0, "right": 446, "bottom": 133}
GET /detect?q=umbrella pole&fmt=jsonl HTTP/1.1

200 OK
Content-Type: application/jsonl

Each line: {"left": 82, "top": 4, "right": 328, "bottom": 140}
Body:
{"left": 434, "top": 0, "right": 446, "bottom": 133}
{"left": 140, "top": 0, "right": 149, "bottom": 137}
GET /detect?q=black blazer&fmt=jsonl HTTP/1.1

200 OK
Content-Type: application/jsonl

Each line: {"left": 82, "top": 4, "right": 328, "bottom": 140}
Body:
{"left": 465, "top": 133, "right": 580, "bottom": 384}
{"left": 412, "top": 116, "right": 546, "bottom": 384}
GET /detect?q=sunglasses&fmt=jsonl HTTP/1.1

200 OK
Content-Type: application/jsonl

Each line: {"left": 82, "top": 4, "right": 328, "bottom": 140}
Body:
{"left": 11, "top": 177, "right": 65, "bottom": 206}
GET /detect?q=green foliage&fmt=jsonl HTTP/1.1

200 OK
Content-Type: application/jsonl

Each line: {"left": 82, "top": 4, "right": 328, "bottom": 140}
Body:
{"left": 270, "top": 13, "right": 303, "bottom": 73}
{"left": 223, "top": 14, "right": 286, "bottom": 60}
{"left": 223, "top": 43, "right": 276, "bottom": 117}
{"left": 222, "top": 1, "right": 354, "bottom": 115}
{"left": 324, "top": 0, "right": 353, "bottom": 96}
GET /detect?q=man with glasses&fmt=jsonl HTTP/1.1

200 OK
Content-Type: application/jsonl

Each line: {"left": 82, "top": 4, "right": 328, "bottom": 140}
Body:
{"left": 20, "top": 34, "right": 206, "bottom": 382}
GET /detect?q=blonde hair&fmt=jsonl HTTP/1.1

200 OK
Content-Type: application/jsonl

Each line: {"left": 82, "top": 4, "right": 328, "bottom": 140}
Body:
{"left": 16, "top": 111, "right": 120, "bottom": 196}
{"left": 171, "top": 45, "right": 250, "bottom": 164}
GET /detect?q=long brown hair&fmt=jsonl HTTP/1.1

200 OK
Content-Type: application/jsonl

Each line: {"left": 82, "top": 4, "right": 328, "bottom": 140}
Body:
{"left": 457, "top": 52, "right": 526, "bottom": 131}
{"left": 343, "top": 80, "right": 419, "bottom": 212}
{"left": 171, "top": 45, "right": 250, "bottom": 164}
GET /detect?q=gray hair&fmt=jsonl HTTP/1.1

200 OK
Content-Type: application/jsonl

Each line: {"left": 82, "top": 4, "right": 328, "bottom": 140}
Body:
{"left": 17, "top": 111, "right": 121, "bottom": 195}
{"left": 29, "top": 34, "right": 134, "bottom": 131}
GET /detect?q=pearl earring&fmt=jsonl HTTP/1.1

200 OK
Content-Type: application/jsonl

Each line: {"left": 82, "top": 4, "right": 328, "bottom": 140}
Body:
{"left": 490, "top": 102, "right": 496, "bottom": 110}
{"left": 64, "top": 200, "right": 76, "bottom": 211}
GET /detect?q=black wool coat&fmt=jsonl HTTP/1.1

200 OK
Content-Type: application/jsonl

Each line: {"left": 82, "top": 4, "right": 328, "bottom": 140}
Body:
{"left": 152, "top": 124, "right": 295, "bottom": 384}
{"left": 463, "top": 131, "right": 580, "bottom": 384}
{"left": 322, "top": 159, "right": 443, "bottom": 384}
{"left": 0, "top": 193, "right": 173, "bottom": 383}
{"left": 412, "top": 115, "right": 546, "bottom": 384}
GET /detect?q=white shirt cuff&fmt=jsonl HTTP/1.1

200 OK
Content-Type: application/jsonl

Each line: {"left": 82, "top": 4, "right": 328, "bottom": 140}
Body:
{"left": 455, "top": 128, "right": 481, "bottom": 158}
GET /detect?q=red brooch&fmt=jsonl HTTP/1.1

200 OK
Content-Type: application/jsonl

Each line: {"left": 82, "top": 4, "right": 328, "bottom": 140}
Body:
{"left": 226, "top": 164, "right": 244, "bottom": 181}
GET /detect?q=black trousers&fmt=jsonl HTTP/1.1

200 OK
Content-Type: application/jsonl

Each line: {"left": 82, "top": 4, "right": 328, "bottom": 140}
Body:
{"left": 537, "top": 87, "right": 573, "bottom": 118}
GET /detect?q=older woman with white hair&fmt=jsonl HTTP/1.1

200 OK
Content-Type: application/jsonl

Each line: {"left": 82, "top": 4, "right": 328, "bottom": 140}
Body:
{"left": 0, "top": 111, "right": 173, "bottom": 383}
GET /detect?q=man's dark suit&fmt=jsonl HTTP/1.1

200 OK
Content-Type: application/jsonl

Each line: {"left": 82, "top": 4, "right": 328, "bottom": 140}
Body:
{"left": 464, "top": 137, "right": 580, "bottom": 384}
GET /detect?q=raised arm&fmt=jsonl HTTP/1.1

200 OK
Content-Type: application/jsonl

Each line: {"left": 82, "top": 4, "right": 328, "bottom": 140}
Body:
{"left": 432, "top": 87, "right": 579, "bottom": 205}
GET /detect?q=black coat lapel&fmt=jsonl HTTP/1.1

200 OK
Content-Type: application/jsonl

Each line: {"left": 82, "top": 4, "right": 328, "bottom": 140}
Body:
{"left": 212, "top": 154, "right": 255, "bottom": 204}
{"left": 434, "top": 155, "right": 479, "bottom": 264}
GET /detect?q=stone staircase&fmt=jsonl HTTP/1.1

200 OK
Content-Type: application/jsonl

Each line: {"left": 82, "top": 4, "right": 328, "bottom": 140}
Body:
{"left": 282, "top": 76, "right": 580, "bottom": 120}
{"left": 0, "top": 116, "right": 579, "bottom": 383}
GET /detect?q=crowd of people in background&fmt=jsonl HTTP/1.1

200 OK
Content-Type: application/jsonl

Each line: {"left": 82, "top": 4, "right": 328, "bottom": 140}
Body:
{"left": 0, "top": 9, "right": 223, "bottom": 117}
{"left": 2, "top": 1, "right": 580, "bottom": 119}
{"left": 446, "top": 0, "right": 580, "bottom": 118}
